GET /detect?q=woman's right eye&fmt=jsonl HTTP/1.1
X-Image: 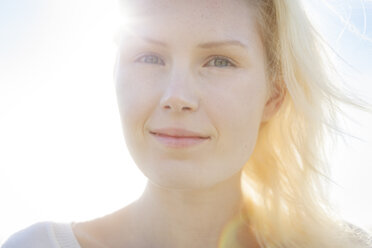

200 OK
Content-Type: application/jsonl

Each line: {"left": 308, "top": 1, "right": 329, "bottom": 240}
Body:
{"left": 135, "top": 54, "right": 165, "bottom": 65}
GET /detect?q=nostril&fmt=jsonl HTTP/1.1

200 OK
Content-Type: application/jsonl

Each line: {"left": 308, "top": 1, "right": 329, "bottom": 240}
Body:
{"left": 163, "top": 105, "right": 191, "bottom": 111}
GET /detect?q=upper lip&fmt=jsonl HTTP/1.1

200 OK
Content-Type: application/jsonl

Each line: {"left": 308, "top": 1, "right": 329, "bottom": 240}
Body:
{"left": 149, "top": 128, "right": 210, "bottom": 138}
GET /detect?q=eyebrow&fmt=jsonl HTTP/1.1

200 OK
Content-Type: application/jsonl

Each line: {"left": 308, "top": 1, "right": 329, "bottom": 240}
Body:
{"left": 137, "top": 35, "right": 248, "bottom": 49}
{"left": 197, "top": 40, "right": 248, "bottom": 49}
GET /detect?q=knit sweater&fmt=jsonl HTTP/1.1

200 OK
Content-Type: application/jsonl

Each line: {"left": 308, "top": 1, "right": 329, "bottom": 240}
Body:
{"left": 1, "top": 222, "right": 81, "bottom": 248}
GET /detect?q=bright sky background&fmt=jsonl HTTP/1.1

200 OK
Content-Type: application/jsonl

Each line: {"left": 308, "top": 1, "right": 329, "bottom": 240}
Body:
{"left": 0, "top": 0, "right": 371, "bottom": 244}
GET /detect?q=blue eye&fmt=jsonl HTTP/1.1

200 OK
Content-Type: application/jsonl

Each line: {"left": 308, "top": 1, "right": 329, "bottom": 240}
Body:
{"left": 205, "top": 56, "right": 236, "bottom": 68}
{"left": 134, "top": 54, "right": 235, "bottom": 68}
{"left": 135, "top": 54, "right": 165, "bottom": 65}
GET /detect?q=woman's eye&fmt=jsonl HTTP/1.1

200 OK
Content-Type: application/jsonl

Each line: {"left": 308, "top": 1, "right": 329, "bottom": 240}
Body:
{"left": 135, "top": 54, "right": 165, "bottom": 65}
{"left": 205, "top": 56, "right": 236, "bottom": 68}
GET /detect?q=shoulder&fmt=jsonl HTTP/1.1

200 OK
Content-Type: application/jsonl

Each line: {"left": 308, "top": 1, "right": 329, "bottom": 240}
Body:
{"left": 2, "top": 222, "right": 57, "bottom": 248}
{"left": 1, "top": 221, "right": 81, "bottom": 248}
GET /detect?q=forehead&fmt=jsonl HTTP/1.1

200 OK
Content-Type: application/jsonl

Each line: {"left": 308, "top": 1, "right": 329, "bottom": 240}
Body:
{"left": 120, "top": 0, "right": 259, "bottom": 43}
{"left": 123, "top": 0, "right": 253, "bottom": 17}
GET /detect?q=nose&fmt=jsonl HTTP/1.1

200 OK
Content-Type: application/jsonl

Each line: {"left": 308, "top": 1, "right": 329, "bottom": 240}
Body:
{"left": 160, "top": 71, "right": 199, "bottom": 113}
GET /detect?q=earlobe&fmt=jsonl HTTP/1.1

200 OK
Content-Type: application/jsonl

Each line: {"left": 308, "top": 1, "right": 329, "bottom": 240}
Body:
{"left": 261, "top": 84, "right": 286, "bottom": 123}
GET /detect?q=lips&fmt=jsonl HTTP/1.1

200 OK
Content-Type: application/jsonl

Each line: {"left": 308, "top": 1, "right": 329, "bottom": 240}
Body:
{"left": 149, "top": 128, "right": 210, "bottom": 148}
{"left": 149, "top": 128, "right": 210, "bottom": 139}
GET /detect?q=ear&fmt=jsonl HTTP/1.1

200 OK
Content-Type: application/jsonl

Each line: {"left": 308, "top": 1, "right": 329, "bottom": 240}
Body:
{"left": 261, "top": 83, "right": 286, "bottom": 123}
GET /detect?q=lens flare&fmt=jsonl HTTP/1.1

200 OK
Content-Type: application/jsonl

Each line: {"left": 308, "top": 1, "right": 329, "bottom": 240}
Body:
{"left": 218, "top": 210, "right": 259, "bottom": 248}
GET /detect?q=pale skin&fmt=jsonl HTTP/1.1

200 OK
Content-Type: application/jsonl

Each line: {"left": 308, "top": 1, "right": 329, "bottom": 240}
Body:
{"left": 73, "top": 0, "right": 284, "bottom": 247}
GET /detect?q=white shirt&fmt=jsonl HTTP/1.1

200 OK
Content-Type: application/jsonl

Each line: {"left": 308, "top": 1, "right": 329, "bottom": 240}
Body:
{"left": 2, "top": 222, "right": 81, "bottom": 248}
{"left": 2, "top": 221, "right": 371, "bottom": 248}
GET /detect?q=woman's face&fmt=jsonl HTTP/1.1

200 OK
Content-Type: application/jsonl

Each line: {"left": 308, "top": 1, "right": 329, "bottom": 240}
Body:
{"left": 116, "top": 0, "right": 270, "bottom": 189}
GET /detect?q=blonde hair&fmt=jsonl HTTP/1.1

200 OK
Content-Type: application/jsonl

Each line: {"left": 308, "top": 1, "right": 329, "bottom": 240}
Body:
{"left": 240, "top": 0, "right": 372, "bottom": 247}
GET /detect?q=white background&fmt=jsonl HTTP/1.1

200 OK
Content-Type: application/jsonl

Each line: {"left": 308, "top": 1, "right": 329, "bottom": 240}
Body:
{"left": 0, "top": 0, "right": 371, "bottom": 244}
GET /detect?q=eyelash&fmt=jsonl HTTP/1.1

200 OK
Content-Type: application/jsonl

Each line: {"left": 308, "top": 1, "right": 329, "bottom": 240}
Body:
{"left": 134, "top": 54, "right": 236, "bottom": 68}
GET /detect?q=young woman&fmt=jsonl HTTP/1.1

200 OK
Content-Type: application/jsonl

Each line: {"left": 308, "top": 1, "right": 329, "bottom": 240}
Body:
{"left": 3, "top": 0, "right": 372, "bottom": 247}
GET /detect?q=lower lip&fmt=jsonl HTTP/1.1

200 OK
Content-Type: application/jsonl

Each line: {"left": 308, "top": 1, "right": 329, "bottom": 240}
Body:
{"left": 151, "top": 133, "right": 209, "bottom": 148}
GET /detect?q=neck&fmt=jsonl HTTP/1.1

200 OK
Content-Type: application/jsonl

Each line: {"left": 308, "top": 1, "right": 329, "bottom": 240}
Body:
{"left": 131, "top": 171, "right": 245, "bottom": 248}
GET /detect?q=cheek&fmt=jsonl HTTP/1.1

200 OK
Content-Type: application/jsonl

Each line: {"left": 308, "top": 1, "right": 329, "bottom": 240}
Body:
{"left": 205, "top": 73, "right": 267, "bottom": 156}
{"left": 115, "top": 69, "right": 159, "bottom": 137}
{"left": 208, "top": 72, "right": 267, "bottom": 126}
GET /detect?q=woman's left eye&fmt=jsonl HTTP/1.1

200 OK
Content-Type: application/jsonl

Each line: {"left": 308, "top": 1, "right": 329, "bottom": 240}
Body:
{"left": 204, "top": 56, "right": 236, "bottom": 68}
